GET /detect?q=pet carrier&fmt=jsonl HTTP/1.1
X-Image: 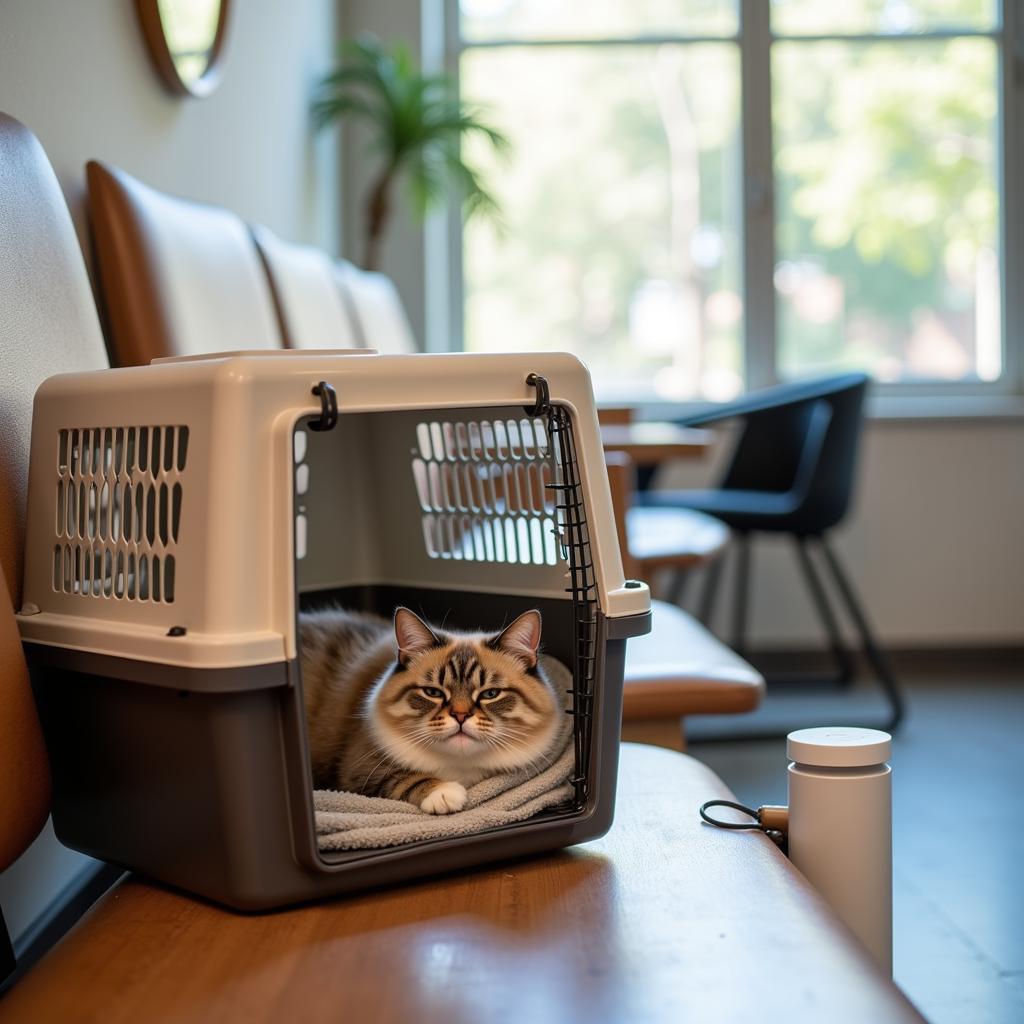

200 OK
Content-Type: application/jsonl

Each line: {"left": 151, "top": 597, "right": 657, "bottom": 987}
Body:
{"left": 17, "top": 350, "right": 651, "bottom": 909}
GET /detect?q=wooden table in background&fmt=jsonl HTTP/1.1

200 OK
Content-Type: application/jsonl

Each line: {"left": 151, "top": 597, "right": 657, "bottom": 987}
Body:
{"left": 600, "top": 422, "right": 712, "bottom": 466}
{"left": 0, "top": 745, "right": 922, "bottom": 1024}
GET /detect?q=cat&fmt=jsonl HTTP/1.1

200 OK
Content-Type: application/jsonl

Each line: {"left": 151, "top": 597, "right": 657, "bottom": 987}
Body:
{"left": 299, "top": 606, "right": 571, "bottom": 815}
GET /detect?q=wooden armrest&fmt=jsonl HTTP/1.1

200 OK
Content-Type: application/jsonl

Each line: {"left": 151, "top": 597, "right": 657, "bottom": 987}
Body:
{"left": 603, "top": 449, "right": 637, "bottom": 579}
{"left": 596, "top": 405, "right": 635, "bottom": 426}
{"left": 623, "top": 601, "right": 764, "bottom": 718}
{"left": 0, "top": 745, "right": 921, "bottom": 1023}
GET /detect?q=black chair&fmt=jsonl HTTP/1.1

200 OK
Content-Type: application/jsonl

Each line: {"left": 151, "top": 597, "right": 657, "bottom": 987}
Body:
{"left": 639, "top": 373, "right": 904, "bottom": 732}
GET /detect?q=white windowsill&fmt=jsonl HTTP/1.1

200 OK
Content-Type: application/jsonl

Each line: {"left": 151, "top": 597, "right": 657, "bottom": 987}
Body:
{"left": 866, "top": 393, "right": 1024, "bottom": 422}
{"left": 611, "top": 393, "right": 1024, "bottom": 424}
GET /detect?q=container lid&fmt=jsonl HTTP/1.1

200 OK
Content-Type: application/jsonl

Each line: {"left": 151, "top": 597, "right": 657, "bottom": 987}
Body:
{"left": 787, "top": 727, "right": 891, "bottom": 767}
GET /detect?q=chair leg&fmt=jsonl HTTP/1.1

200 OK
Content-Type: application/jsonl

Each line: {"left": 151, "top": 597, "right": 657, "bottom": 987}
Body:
{"left": 731, "top": 533, "right": 751, "bottom": 657}
{"left": 794, "top": 537, "right": 856, "bottom": 686}
{"left": 665, "top": 567, "right": 690, "bottom": 607}
{"left": 687, "top": 535, "right": 905, "bottom": 745}
{"left": 697, "top": 554, "right": 724, "bottom": 627}
{"left": 817, "top": 537, "right": 905, "bottom": 733}
{"left": 1, "top": 905, "right": 14, "bottom": 984}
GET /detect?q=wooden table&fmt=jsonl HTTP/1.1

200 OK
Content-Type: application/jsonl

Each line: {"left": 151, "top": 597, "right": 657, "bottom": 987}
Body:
{"left": 0, "top": 745, "right": 922, "bottom": 1024}
{"left": 600, "top": 420, "right": 748, "bottom": 749}
{"left": 600, "top": 422, "right": 711, "bottom": 466}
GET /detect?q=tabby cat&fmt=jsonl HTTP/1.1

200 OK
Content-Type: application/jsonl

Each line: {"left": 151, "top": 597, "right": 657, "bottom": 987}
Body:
{"left": 300, "top": 606, "right": 569, "bottom": 814}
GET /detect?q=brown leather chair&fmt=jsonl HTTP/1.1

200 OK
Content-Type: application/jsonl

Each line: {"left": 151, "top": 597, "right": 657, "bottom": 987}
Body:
{"left": 87, "top": 161, "right": 417, "bottom": 363}
{"left": 334, "top": 259, "right": 418, "bottom": 353}
{"left": 251, "top": 225, "right": 362, "bottom": 349}
{"left": 86, "top": 160, "right": 282, "bottom": 365}
{"left": 0, "top": 119, "right": 111, "bottom": 606}
{"left": 0, "top": 112, "right": 111, "bottom": 961}
{"left": 0, "top": 568, "right": 50, "bottom": 909}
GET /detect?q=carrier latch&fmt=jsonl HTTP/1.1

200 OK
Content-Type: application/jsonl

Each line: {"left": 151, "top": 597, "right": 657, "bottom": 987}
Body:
{"left": 309, "top": 380, "right": 339, "bottom": 432}
{"left": 524, "top": 373, "right": 550, "bottom": 417}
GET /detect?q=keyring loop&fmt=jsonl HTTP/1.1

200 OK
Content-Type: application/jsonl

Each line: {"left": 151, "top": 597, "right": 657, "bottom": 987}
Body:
{"left": 699, "top": 799, "right": 763, "bottom": 830}
{"left": 309, "top": 380, "right": 338, "bottom": 432}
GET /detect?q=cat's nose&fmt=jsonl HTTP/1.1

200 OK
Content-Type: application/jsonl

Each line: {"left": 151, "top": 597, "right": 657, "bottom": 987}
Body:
{"left": 451, "top": 710, "right": 471, "bottom": 725}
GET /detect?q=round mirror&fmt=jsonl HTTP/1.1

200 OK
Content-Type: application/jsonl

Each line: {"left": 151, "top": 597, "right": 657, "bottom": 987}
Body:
{"left": 136, "top": 0, "right": 231, "bottom": 98}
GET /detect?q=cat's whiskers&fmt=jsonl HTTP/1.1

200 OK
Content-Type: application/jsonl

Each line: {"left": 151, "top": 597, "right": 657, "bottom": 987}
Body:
{"left": 358, "top": 751, "right": 401, "bottom": 793}
{"left": 404, "top": 731, "right": 442, "bottom": 752}
{"left": 480, "top": 728, "right": 559, "bottom": 778}
{"left": 347, "top": 745, "right": 392, "bottom": 771}
{"left": 481, "top": 732, "right": 533, "bottom": 760}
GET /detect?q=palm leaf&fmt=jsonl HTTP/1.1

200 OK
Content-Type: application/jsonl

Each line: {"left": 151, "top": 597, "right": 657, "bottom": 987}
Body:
{"left": 313, "top": 34, "right": 509, "bottom": 267}
{"left": 438, "top": 144, "right": 502, "bottom": 224}
{"left": 405, "top": 149, "right": 449, "bottom": 216}
{"left": 311, "top": 94, "right": 384, "bottom": 131}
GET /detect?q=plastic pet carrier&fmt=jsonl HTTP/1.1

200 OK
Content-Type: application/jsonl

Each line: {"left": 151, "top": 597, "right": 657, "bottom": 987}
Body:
{"left": 17, "top": 350, "right": 651, "bottom": 909}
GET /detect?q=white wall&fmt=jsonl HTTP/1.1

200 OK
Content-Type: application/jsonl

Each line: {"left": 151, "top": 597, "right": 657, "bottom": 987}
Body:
{"left": 0, "top": 0, "right": 340, "bottom": 262}
{"left": 0, "top": 0, "right": 340, "bottom": 945}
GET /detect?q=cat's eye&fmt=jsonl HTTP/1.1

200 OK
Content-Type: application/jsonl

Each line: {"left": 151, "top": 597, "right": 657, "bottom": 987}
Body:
{"left": 479, "top": 688, "right": 502, "bottom": 701}
{"left": 421, "top": 686, "right": 445, "bottom": 700}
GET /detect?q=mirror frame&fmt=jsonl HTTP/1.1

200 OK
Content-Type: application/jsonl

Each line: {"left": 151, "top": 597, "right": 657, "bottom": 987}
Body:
{"left": 135, "top": 0, "right": 232, "bottom": 99}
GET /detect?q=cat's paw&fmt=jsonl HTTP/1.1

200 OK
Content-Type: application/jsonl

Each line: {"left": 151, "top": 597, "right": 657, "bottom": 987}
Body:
{"left": 420, "top": 781, "right": 467, "bottom": 815}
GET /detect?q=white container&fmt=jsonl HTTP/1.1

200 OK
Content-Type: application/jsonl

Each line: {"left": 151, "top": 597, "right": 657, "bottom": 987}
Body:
{"left": 787, "top": 727, "right": 892, "bottom": 973}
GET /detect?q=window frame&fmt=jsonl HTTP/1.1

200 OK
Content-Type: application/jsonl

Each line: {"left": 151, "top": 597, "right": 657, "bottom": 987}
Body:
{"left": 437, "top": 0, "right": 1024, "bottom": 402}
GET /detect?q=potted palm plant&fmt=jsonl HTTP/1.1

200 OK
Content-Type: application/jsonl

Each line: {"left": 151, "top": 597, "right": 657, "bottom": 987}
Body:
{"left": 314, "top": 35, "right": 508, "bottom": 272}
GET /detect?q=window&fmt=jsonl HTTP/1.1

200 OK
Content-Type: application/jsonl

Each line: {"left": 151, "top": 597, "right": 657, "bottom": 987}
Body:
{"left": 450, "top": 0, "right": 1018, "bottom": 403}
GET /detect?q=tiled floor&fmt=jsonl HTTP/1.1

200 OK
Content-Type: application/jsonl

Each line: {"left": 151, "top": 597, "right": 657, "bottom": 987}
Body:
{"left": 689, "top": 666, "right": 1024, "bottom": 1024}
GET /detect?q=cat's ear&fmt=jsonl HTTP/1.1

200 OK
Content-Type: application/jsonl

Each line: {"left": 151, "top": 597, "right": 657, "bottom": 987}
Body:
{"left": 394, "top": 608, "right": 441, "bottom": 666}
{"left": 491, "top": 610, "right": 542, "bottom": 668}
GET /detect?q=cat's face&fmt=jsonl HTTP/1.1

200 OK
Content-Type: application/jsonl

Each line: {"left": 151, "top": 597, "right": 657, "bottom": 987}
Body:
{"left": 368, "top": 608, "right": 561, "bottom": 774}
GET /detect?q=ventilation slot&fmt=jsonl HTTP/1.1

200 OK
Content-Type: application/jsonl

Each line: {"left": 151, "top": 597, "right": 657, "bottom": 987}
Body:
{"left": 410, "top": 418, "right": 560, "bottom": 566}
{"left": 52, "top": 425, "right": 189, "bottom": 603}
{"left": 294, "top": 428, "right": 309, "bottom": 560}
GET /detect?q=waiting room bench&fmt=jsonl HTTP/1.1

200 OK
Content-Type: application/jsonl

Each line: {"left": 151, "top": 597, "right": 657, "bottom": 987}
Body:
{"left": 0, "top": 745, "right": 923, "bottom": 1024}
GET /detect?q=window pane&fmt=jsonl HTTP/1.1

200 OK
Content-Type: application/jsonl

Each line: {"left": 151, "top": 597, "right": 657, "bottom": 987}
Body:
{"left": 773, "top": 39, "right": 1001, "bottom": 383}
{"left": 771, "top": 0, "right": 997, "bottom": 36}
{"left": 461, "top": 0, "right": 738, "bottom": 43}
{"left": 462, "top": 45, "right": 743, "bottom": 403}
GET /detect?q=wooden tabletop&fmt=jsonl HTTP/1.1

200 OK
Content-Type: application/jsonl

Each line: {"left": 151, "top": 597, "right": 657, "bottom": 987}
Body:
{"left": 0, "top": 745, "right": 921, "bottom": 1024}
{"left": 600, "top": 422, "right": 711, "bottom": 466}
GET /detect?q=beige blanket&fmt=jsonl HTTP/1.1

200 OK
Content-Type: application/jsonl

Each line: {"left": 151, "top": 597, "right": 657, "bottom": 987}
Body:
{"left": 314, "top": 741, "right": 575, "bottom": 851}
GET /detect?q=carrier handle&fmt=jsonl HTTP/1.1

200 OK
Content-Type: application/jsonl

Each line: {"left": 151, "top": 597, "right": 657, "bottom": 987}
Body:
{"left": 524, "top": 373, "right": 551, "bottom": 417}
{"left": 309, "top": 381, "right": 338, "bottom": 432}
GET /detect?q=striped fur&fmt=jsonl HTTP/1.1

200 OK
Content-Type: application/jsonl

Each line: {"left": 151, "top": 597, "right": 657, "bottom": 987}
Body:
{"left": 300, "top": 607, "right": 566, "bottom": 814}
